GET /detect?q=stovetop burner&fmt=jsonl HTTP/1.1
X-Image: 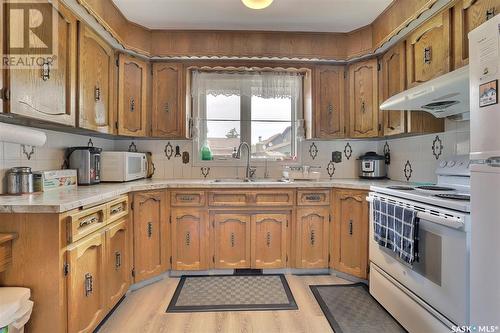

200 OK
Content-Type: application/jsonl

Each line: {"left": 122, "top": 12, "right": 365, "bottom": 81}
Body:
{"left": 434, "top": 194, "right": 470, "bottom": 201}
{"left": 387, "top": 186, "right": 415, "bottom": 190}
{"left": 416, "top": 185, "right": 456, "bottom": 191}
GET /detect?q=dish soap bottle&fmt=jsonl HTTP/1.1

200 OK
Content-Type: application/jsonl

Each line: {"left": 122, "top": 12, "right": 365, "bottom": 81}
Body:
{"left": 200, "top": 141, "right": 213, "bottom": 161}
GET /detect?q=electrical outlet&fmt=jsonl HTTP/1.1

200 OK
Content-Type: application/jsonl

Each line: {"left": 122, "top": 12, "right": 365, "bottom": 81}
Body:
{"left": 332, "top": 151, "right": 342, "bottom": 163}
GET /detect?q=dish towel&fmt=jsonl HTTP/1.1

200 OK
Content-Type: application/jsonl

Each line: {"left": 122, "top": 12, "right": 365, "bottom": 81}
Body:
{"left": 373, "top": 198, "right": 419, "bottom": 265}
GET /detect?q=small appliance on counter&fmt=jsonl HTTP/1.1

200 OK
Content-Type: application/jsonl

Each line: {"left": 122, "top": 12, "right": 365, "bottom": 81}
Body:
{"left": 357, "top": 152, "right": 387, "bottom": 179}
{"left": 100, "top": 151, "right": 147, "bottom": 182}
{"left": 7, "top": 167, "right": 34, "bottom": 194}
{"left": 67, "top": 147, "right": 102, "bottom": 185}
{"left": 33, "top": 169, "right": 77, "bottom": 192}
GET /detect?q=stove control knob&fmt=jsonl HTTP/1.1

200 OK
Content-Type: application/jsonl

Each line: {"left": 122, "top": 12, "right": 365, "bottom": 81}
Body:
{"left": 448, "top": 161, "right": 456, "bottom": 167}
{"left": 439, "top": 161, "right": 448, "bottom": 168}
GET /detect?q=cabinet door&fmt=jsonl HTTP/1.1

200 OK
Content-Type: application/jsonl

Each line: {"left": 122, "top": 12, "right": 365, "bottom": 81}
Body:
{"left": 315, "top": 65, "right": 345, "bottom": 138}
{"left": 67, "top": 232, "right": 106, "bottom": 333}
{"left": 152, "top": 63, "right": 184, "bottom": 138}
{"left": 213, "top": 213, "right": 251, "bottom": 269}
{"left": 406, "top": 11, "right": 451, "bottom": 88}
{"left": 78, "top": 24, "right": 115, "bottom": 134}
{"left": 5, "top": 2, "right": 77, "bottom": 126}
{"left": 133, "top": 192, "right": 168, "bottom": 282}
{"left": 171, "top": 208, "right": 209, "bottom": 270}
{"left": 381, "top": 43, "right": 406, "bottom": 136}
{"left": 332, "top": 190, "right": 369, "bottom": 279}
{"left": 117, "top": 54, "right": 148, "bottom": 136}
{"left": 296, "top": 207, "right": 330, "bottom": 269}
{"left": 252, "top": 214, "right": 288, "bottom": 269}
{"left": 453, "top": 0, "right": 500, "bottom": 68}
{"left": 349, "top": 59, "right": 379, "bottom": 138}
{"left": 105, "top": 219, "right": 130, "bottom": 309}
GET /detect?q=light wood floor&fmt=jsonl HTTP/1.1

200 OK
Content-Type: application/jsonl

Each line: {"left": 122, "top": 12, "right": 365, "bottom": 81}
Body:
{"left": 98, "top": 274, "right": 352, "bottom": 333}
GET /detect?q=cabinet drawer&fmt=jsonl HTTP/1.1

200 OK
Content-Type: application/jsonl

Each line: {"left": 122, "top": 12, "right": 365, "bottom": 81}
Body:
{"left": 107, "top": 196, "right": 129, "bottom": 224}
{"left": 209, "top": 190, "right": 294, "bottom": 207}
{"left": 297, "top": 189, "right": 330, "bottom": 206}
{"left": 171, "top": 191, "right": 206, "bottom": 207}
{"left": 67, "top": 204, "right": 107, "bottom": 243}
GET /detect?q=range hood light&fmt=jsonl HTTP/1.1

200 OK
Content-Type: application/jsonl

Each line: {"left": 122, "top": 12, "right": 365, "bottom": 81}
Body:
{"left": 242, "top": 0, "right": 273, "bottom": 9}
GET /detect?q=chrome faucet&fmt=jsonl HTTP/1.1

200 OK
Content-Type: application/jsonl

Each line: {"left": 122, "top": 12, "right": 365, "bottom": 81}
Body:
{"left": 233, "top": 142, "right": 254, "bottom": 181}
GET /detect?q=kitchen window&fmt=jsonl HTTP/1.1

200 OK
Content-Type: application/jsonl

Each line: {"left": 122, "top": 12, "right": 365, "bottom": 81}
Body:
{"left": 191, "top": 70, "right": 305, "bottom": 162}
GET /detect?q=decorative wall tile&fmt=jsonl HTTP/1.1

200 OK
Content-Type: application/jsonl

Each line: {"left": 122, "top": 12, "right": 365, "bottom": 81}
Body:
{"left": 308, "top": 142, "right": 319, "bottom": 160}
{"left": 431, "top": 135, "right": 443, "bottom": 160}
{"left": 201, "top": 167, "right": 210, "bottom": 178}
{"left": 344, "top": 142, "right": 353, "bottom": 160}
{"left": 128, "top": 142, "right": 138, "bottom": 152}
{"left": 326, "top": 161, "right": 336, "bottom": 179}
{"left": 164, "top": 142, "right": 174, "bottom": 160}
{"left": 404, "top": 160, "right": 413, "bottom": 181}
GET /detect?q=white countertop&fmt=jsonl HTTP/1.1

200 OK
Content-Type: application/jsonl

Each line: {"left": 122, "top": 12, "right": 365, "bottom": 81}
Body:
{"left": 0, "top": 178, "right": 404, "bottom": 213}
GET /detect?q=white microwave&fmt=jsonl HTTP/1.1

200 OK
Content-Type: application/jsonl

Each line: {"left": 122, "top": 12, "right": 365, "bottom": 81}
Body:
{"left": 100, "top": 152, "right": 147, "bottom": 182}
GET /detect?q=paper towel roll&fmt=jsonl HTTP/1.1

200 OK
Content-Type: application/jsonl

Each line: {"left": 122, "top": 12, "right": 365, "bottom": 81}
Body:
{"left": 0, "top": 122, "right": 47, "bottom": 147}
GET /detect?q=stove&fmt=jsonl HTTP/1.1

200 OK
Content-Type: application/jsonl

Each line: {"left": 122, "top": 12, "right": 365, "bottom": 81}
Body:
{"left": 370, "top": 155, "right": 471, "bottom": 212}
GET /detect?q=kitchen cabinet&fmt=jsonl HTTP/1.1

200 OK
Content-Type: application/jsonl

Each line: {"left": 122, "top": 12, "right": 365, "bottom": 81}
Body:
{"left": 349, "top": 59, "right": 379, "bottom": 138}
{"left": 78, "top": 23, "right": 116, "bottom": 134}
{"left": 251, "top": 213, "right": 288, "bottom": 269}
{"left": 66, "top": 231, "right": 106, "bottom": 333}
{"left": 152, "top": 62, "right": 185, "bottom": 138}
{"left": 453, "top": 0, "right": 500, "bottom": 68}
{"left": 314, "top": 65, "right": 346, "bottom": 138}
{"left": 117, "top": 54, "right": 148, "bottom": 136}
{"left": 104, "top": 219, "right": 130, "bottom": 309}
{"left": 296, "top": 207, "right": 330, "bottom": 269}
{"left": 213, "top": 213, "right": 251, "bottom": 269}
{"left": 171, "top": 208, "right": 209, "bottom": 270}
{"left": 132, "top": 191, "right": 169, "bottom": 282}
{"left": 4, "top": 2, "right": 77, "bottom": 126}
{"left": 332, "top": 189, "right": 369, "bottom": 279}
{"left": 406, "top": 10, "right": 452, "bottom": 88}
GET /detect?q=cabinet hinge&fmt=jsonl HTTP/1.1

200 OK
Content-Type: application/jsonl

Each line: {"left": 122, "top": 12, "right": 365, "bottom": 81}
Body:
{"left": 367, "top": 265, "right": 370, "bottom": 274}
{"left": 377, "top": 62, "right": 381, "bottom": 71}
{"left": 115, "top": 121, "right": 119, "bottom": 130}
{"left": 328, "top": 253, "right": 331, "bottom": 264}
{"left": 286, "top": 254, "right": 288, "bottom": 263}
{"left": 1, "top": 88, "right": 10, "bottom": 101}
{"left": 131, "top": 268, "right": 135, "bottom": 277}
{"left": 130, "top": 201, "right": 134, "bottom": 210}
{"left": 343, "top": 71, "right": 347, "bottom": 79}
{"left": 169, "top": 256, "right": 172, "bottom": 264}
{"left": 115, "top": 58, "right": 119, "bottom": 67}
{"left": 329, "top": 214, "right": 332, "bottom": 223}
{"left": 286, "top": 220, "right": 288, "bottom": 228}
{"left": 212, "top": 256, "right": 215, "bottom": 263}
{"left": 378, "top": 123, "right": 382, "bottom": 132}
{"left": 63, "top": 263, "right": 69, "bottom": 276}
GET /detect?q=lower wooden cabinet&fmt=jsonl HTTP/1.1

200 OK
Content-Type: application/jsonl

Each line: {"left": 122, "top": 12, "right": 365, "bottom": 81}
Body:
{"left": 213, "top": 213, "right": 251, "bottom": 269}
{"left": 66, "top": 231, "right": 106, "bottom": 333}
{"left": 296, "top": 207, "right": 330, "bottom": 269}
{"left": 252, "top": 214, "right": 288, "bottom": 269}
{"left": 132, "top": 191, "right": 169, "bottom": 282}
{"left": 332, "top": 189, "right": 369, "bottom": 279}
{"left": 171, "top": 208, "right": 209, "bottom": 270}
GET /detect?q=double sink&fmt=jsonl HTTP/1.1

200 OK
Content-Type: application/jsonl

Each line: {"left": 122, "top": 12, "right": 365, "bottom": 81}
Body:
{"left": 211, "top": 178, "right": 293, "bottom": 183}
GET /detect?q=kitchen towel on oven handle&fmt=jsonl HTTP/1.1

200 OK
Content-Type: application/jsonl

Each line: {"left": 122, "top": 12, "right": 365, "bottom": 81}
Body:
{"left": 372, "top": 198, "right": 419, "bottom": 265}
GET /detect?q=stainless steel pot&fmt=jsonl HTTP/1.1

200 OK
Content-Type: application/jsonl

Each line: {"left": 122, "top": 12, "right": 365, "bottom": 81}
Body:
{"left": 7, "top": 167, "right": 34, "bottom": 194}
{"left": 358, "top": 152, "right": 387, "bottom": 179}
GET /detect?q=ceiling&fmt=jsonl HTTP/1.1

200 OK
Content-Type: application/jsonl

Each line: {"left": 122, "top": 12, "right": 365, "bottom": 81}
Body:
{"left": 112, "top": 0, "right": 393, "bottom": 33}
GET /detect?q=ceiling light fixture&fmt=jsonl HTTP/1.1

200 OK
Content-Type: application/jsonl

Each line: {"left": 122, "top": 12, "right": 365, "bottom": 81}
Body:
{"left": 241, "top": 0, "right": 273, "bottom": 10}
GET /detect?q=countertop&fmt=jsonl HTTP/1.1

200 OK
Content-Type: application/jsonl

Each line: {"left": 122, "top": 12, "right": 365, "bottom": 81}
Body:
{"left": 0, "top": 178, "right": 404, "bottom": 213}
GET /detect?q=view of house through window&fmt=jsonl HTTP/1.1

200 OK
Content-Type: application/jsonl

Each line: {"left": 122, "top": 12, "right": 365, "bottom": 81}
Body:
{"left": 192, "top": 70, "right": 303, "bottom": 161}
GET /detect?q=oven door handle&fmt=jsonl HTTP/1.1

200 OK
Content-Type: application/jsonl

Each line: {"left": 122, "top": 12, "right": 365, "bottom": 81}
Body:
{"left": 416, "top": 212, "right": 464, "bottom": 229}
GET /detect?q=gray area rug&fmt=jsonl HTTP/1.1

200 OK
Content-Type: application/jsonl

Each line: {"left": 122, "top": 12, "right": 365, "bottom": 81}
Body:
{"left": 167, "top": 274, "right": 298, "bottom": 312}
{"left": 310, "top": 283, "right": 406, "bottom": 333}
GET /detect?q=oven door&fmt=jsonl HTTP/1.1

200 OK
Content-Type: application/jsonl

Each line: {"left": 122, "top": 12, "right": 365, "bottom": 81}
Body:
{"left": 368, "top": 194, "right": 470, "bottom": 326}
{"left": 125, "top": 154, "right": 147, "bottom": 181}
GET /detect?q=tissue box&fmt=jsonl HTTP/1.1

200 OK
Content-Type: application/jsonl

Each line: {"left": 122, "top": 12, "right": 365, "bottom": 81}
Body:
{"left": 34, "top": 170, "right": 77, "bottom": 192}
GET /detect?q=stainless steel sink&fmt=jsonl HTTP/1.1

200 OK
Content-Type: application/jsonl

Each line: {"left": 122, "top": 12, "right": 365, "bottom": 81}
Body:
{"left": 211, "top": 178, "right": 291, "bottom": 183}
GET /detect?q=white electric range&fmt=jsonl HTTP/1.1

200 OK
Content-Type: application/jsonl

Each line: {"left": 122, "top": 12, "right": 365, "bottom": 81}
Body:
{"left": 367, "top": 155, "right": 471, "bottom": 333}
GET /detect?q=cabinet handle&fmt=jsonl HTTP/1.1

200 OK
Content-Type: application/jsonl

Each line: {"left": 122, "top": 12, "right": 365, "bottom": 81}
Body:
{"left": 185, "top": 231, "right": 191, "bottom": 246}
{"left": 310, "top": 229, "right": 316, "bottom": 246}
{"left": 164, "top": 102, "right": 170, "bottom": 113}
{"left": 84, "top": 273, "right": 93, "bottom": 297}
{"left": 110, "top": 205, "right": 123, "bottom": 215}
{"left": 94, "top": 86, "right": 101, "bottom": 101}
{"left": 305, "top": 194, "right": 321, "bottom": 201}
{"left": 115, "top": 251, "right": 121, "bottom": 269}
{"left": 349, "top": 220, "right": 353, "bottom": 235}
{"left": 79, "top": 216, "right": 98, "bottom": 228}
{"left": 486, "top": 8, "right": 496, "bottom": 20}
{"left": 178, "top": 195, "right": 195, "bottom": 201}
{"left": 41, "top": 61, "right": 51, "bottom": 81}
{"left": 328, "top": 103, "right": 333, "bottom": 113}
{"left": 130, "top": 98, "right": 135, "bottom": 112}
{"left": 230, "top": 232, "right": 235, "bottom": 247}
{"left": 360, "top": 101, "right": 366, "bottom": 113}
{"left": 147, "top": 222, "right": 153, "bottom": 238}
{"left": 266, "top": 232, "right": 272, "bottom": 247}
{"left": 424, "top": 47, "right": 432, "bottom": 64}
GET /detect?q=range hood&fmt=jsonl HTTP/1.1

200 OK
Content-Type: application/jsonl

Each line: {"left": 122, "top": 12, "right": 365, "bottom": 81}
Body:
{"left": 380, "top": 66, "right": 469, "bottom": 118}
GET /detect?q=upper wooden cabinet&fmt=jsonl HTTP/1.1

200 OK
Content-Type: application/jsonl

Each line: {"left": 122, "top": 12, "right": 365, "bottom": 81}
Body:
{"left": 4, "top": 2, "right": 77, "bottom": 126}
{"left": 213, "top": 213, "right": 251, "bottom": 269}
{"left": 332, "top": 189, "right": 369, "bottom": 279}
{"left": 252, "top": 214, "right": 288, "bottom": 269}
{"left": 314, "top": 65, "right": 346, "bottom": 138}
{"left": 348, "top": 59, "right": 379, "bottom": 138}
{"left": 406, "top": 10, "right": 452, "bottom": 88}
{"left": 380, "top": 42, "right": 407, "bottom": 136}
{"left": 132, "top": 191, "right": 169, "bottom": 282}
{"left": 453, "top": 0, "right": 500, "bottom": 68}
{"left": 117, "top": 54, "right": 148, "bottom": 136}
{"left": 78, "top": 23, "right": 115, "bottom": 134}
{"left": 152, "top": 63, "right": 185, "bottom": 138}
